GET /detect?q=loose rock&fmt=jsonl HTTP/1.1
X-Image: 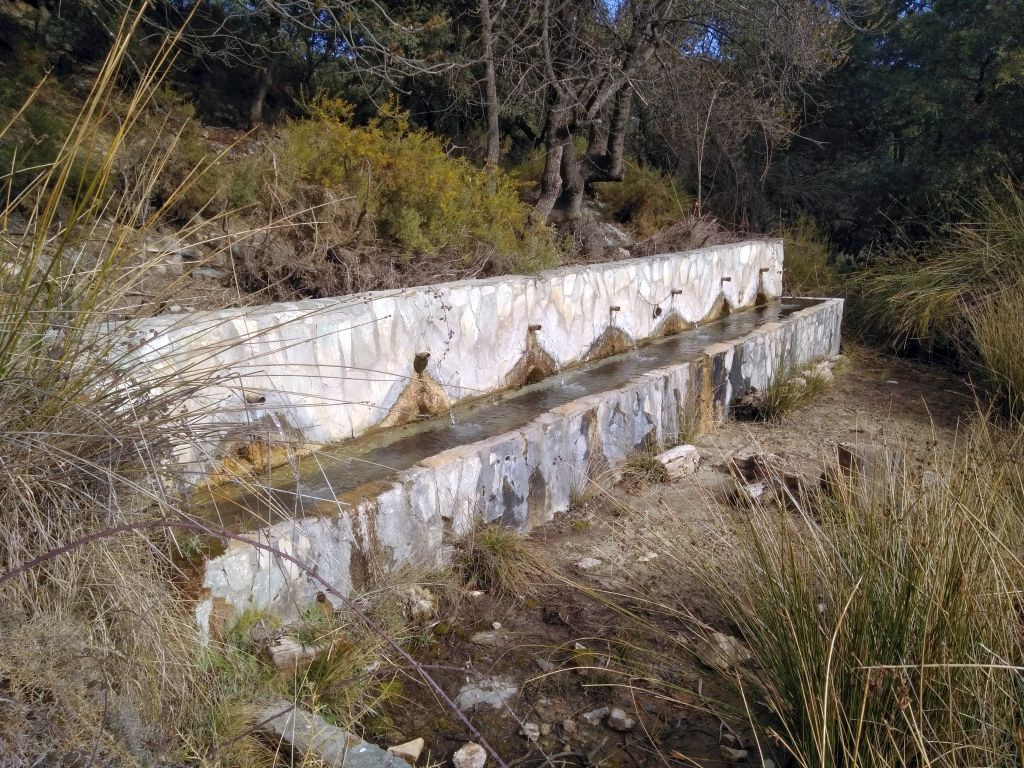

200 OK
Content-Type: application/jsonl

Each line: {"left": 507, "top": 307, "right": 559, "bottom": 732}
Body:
{"left": 469, "top": 631, "right": 502, "bottom": 648}
{"left": 575, "top": 557, "right": 602, "bottom": 571}
{"left": 405, "top": 585, "right": 435, "bottom": 620}
{"left": 654, "top": 444, "right": 700, "bottom": 479}
{"left": 721, "top": 746, "right": 749, "bottom": 762}
{"left": 192, "top": 266, "right": 228, "bottom": 280}
{"left": 256, "top": 699, "right": 408, "bottom": 768}
{"left": 267, "top": 636, "right": 318, "bottom": 671}
{"left": 607, "top": 707, "right": 635, "bottom": 732}
{"left": 452, "top": 742, "right": 487, "bottom": 768}
{"left": 581, "top": 706, "right": 610, "bottom": 726}
{"left": 697, "top": 632, "right": 753, "bottom": 671}
{"left": 520, "top": 722, "right": 541, "bottom": 741}
{"left": 387, "top": 738, "right": 425, "bottom": 765}
{"left": 455, "top": 676, "right": 518, "bottom": 712}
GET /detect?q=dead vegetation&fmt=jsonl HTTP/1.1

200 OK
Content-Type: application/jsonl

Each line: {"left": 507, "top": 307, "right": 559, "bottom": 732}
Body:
{"left": 452, "top": 525, "right": 552, "bottom": 603}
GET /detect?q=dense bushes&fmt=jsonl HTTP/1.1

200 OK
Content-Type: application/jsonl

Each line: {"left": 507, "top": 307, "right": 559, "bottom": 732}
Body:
{"left": 845, "top": 180, "right": 1024, "bottom": 417}
{"left": 593, "top": 163, "right": 690, "bottom": 239}
{"left": 778, "top": 214, "right": 839, "bottom": 296}
{"left": 224, "top": 97, "right": 561, "bottom": 298}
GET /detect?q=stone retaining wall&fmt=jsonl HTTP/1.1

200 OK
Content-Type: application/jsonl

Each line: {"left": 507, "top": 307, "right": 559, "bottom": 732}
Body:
{"left": 196, "top": 297, "right": 843, "bottom": 634}
{"left": 125, "top": 241, "right": 783, "bottom": 479}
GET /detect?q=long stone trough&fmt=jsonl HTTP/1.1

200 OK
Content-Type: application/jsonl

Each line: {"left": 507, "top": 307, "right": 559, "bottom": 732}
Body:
{"left": 177, "top": 289, "right": 841, "bottom": 633}
{"left": 125, "top": 240, "right": 786, "bottom": 482}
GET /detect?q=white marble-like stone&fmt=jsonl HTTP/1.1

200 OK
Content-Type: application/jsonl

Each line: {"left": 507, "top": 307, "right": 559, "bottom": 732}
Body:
{"left": 194, "top": 297, "right": 843, "bottom": 634}
{"left": 118, "top": 241, "right": 784, "bottom": 481}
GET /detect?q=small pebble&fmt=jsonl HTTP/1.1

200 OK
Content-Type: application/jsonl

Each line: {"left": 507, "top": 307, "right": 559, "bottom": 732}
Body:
{"left": 520, "top": 722, "right": 540, "bottom": 741}
{"left": 452, "top": 742, "right": 487, "bottom": 768}
{"left": 607, "top": 707, "right": 635, "bottom": 732}
{"left": 721, "top": 746, "right": 748, "bottom": 762}
{"left": 581, "top": 707, "right": 609, "bottom": 726}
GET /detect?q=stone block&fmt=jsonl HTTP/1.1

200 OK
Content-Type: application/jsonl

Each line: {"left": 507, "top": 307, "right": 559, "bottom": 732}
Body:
{"left": 655, "top": 444, "right": 700, "bottom": 478}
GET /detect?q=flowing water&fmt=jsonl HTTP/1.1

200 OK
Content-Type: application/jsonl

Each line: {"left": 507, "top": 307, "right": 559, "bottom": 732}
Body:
{"left": 197, "top": 299, "right": 820, "bottom": 528}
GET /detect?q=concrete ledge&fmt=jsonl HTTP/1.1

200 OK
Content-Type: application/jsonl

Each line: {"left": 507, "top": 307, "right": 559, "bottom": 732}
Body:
{"left": 196, "top": 297, "right": 843, "bottom": 633}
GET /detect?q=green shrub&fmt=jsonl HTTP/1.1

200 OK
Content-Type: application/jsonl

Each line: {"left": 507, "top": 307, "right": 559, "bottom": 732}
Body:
{"left": 0, "top": 102, "right": 70, "bottom": 202}
{"left": 780, "top": 214, "right": 839, "bottom": 296}
{"left": 279, "top": 96, "right": 560, "bottom": 273}
{"left": 593, "top": 162, "right": 690, "bottom": 238}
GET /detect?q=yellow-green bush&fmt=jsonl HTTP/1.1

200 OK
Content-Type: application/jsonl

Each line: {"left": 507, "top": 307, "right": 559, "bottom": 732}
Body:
{"left": 593, "top": 162, "right": 690, "bottom": 239}
{"left": 780, "top": 214, "right": 839, "bottom": 296}
{"left": 280, "top": 96, "right": 559, "bottom": 272}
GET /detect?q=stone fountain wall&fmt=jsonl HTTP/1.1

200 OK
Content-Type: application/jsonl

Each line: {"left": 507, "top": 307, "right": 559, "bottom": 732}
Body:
{"left": 195, "top": 298, "right": 844, "bottom": 634}
{"left": 124, "top": 240, "right": 783, "bottom": 479}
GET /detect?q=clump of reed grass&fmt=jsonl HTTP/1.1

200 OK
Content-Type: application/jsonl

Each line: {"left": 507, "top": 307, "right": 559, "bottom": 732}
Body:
{"left": 968, "top": 289, "right": 1024, "bottom": 420}
{"left": 740, "top": 355, "right": 834, "bottom": 423}
{"left": 846, "top": 179, "right": 1024, "bottom": 418}
{"left": 0, "top": 9, "right": 305, "bottom": 763}
{"left": 621, "top": 448, "right": 670, "bottom": 487}
{"left": 695, "top": 419, "right": 1024, "bottom": 767}
{"left": 453, "top": 524, "right": 550, "bottom": 601}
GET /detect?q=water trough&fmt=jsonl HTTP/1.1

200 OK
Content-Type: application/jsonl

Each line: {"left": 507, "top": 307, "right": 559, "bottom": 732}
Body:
{"left": 118, "top": 240, "right": 842, "bottom": 631}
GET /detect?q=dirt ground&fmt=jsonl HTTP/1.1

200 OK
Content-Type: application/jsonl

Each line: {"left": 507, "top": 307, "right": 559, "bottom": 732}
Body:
{"left": 369, "top": 346, "right": 974, "bottom": 768}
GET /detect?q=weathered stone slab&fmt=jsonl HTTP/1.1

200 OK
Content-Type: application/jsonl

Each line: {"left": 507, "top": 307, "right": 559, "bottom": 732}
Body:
{"left": 257, "top": 700, "right": 409, "bottom": 768}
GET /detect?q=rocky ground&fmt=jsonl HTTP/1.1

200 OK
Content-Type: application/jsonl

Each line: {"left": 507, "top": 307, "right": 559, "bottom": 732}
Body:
{"left": 364, "top": 345, "right": 972, "bottom": 768}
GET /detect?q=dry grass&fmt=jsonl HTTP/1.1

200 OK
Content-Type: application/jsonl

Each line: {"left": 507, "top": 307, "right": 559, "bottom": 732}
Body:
{"left": 0, "top": 11, "right": 218, "bottom": 763}
{"left": 621, "top": 449, "right": 670, "bottom": 487}
{"left": 0, "top": 11, "right": 404, "bottom": 764}
{"left": 452, "top": 525, "right": 551, "bottom": 602}
{"left": 967, "top": 288, "right": 1024, "bottom": 420}
{"left": 689, "top": 418, "right": 1024, "bottom": 767}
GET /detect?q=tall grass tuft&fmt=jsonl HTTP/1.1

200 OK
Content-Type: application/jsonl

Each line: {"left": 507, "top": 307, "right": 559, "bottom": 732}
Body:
{"left": 453, "top": 525, "right": 550, "bottom": 601}
{"left": 967, "top": 290, "right": 1024, "bottom": 420}
{"left": 0, "top": 8, "right": 272, "bottom": 762}
{"left": 844, "top": 179, "right": 1024, "bottom": 417}
{"left": 696, "top": 421, "right": 1024, "bottom": 767}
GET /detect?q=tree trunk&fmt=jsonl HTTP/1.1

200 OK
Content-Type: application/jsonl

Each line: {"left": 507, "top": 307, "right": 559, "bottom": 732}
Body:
{"left": 533, "top": 113, "right": 568, "bottom": 222}
{"left": 249, "top": 63, "right": 274, "bottom": 127}
{"left": 556, "top": 132, "right": 586, "bottom": 219}
{"left": 480, "top": 0, "right": 501, "bottom": 191}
